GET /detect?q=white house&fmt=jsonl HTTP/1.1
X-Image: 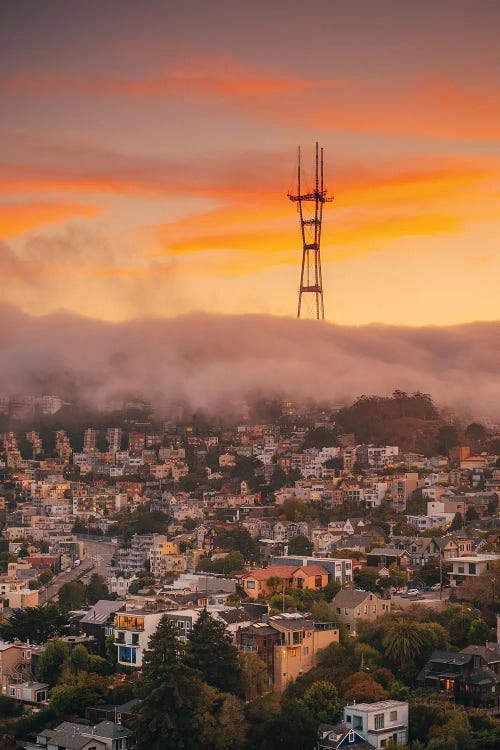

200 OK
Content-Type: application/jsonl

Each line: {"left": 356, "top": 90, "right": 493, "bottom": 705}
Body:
{"left": 343, "top": 700, "right": 409, "bottom": 748}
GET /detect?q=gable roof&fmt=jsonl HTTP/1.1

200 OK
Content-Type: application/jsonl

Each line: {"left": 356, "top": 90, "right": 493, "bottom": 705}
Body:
{"left": 332, "top": 589, "right": 375, "bottom": 608}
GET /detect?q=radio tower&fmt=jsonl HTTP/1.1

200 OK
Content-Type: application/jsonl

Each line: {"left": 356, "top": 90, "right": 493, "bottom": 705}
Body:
{"left": 288, "top": 142, "right": 333, "bottom": 320}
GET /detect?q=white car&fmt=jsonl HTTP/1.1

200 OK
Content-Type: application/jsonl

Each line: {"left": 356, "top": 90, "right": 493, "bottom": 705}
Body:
{"left": 407, "top": 588, "right": 419, "bottom": 596}
{"left": 430, "top": 583, "right": 441, "bottom": 591}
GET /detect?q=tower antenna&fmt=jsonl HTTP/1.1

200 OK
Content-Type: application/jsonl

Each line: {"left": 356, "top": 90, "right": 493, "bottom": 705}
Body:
{"left": 288, "top": 142, "right": 334, "bottom": 320}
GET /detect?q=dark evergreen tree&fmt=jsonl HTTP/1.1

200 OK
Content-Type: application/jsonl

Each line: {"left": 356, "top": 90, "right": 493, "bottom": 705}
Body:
{"left": 186, "top": 609, "right": 242, "bottom": 696}
{"left": 134, "top": 616, "right": 203, "bottom": 750}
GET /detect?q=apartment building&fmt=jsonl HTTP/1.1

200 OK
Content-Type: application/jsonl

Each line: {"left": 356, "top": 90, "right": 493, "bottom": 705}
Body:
{"left": 343, "top": 700, "right": 409, "bottom": 748}
{"left": 114, "top": 609, "right": 165, "bottom": 667}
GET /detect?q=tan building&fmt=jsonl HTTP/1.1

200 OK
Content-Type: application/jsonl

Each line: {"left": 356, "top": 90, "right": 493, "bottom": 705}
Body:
{"left": 331, "top": 589, "right": 390, "bottom": 634}
{"left": 270, "top": 614, "right": 339, "bottom": 691}
{"left": 0, "top": 642, "right": 33, "bottom": 694}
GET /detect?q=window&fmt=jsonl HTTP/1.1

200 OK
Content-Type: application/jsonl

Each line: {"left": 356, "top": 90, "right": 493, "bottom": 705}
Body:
{"left": 348, "top": 731, "right": 355, "bottom": 743}
{"left": 345, "top": 715, "right": 352, "bottom": 723}
{"left": 374, "top": 713, "right": 385, "bottom": 729}
{"left": 303, "top": 647, "right": 309, "bottom": 656}
{"left": 131, "top": 633, "right": 139, "bottom": 645}
{"left": 353, "top": 715, "right": 362, "bottom": 730}
{"left": 390, "top": 711, "right": 397, "bottom": 721}
{"left": 246, "top": 580, "right": 255, "bottom": 589}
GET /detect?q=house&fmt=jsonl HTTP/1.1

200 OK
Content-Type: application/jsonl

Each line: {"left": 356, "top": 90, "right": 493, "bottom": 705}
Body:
{"left": 270, "top": 613, "right": 339, "bottom": 691}
{"left": 417, "top": 648, "right": 500, "bottom": 709}
{"left": 447, "top": 553, "right": 500, "bottom": 586}
{"left": 0, "top": 641, "right": 33, "bottom": 694}
{"left": 331, "top": 590, "right": 390, "bottom": 634}
{"left": 240, "top": 564, "right": 329, "bottom": 600}
{"left": 343, "top": 700, "right": 409, "bottom": 749}
{"left": 6, "top": 680, "right": 48, "bottom": 706}
{"left": 78, "top": 600, "right": 124, "bottom": 654}
{"left": 269, "top": 555, "right": 353, "bottom": 586}
{"left": 317, "top": 723, "right": 375, "bottom": 749}
{"left": 87, "top": 698, "right": 141, "bottom": 727}
{"left": 365, "top": 548, "right": 410, "bottom": 569}
{"left": 113, "top": 609, "right": 166, "bottom": 667}
{"left": 236, "top": 613, "right": 339, "bottom": 691}
{"left": 32, "top": 720, "right": 133, "bottom": 750}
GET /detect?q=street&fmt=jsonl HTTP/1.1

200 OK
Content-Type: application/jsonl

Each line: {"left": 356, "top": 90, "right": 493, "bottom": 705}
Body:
{"left": 42, "top": 539, "right": 117, "bottom": 604}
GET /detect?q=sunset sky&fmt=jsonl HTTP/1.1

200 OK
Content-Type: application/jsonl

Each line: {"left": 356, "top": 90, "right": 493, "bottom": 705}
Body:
{"left": 1, "top": 0, "right": 499, "bottom": 325}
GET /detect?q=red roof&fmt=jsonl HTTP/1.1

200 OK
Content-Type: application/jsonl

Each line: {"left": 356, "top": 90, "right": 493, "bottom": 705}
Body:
{"left": 241, "top": 564, "right": 328, "bottom": 581}
{"left": 241, "top": 565, "right": 298, "bottom": 581}
{"left": 295, "top": 565, "right": 329, "bottom": 577}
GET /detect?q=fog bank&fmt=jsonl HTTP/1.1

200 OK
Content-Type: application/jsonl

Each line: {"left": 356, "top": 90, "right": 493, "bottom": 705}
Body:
{"left": 1, "top": 305, "right": 499, "bottom": 419}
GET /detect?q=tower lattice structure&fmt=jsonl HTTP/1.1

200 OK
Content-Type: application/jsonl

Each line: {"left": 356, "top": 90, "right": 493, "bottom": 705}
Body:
{"left": 288, "top": 142, "right": 333, "bottom": 320}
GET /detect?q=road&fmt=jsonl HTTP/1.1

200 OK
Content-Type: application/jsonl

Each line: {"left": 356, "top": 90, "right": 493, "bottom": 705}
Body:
{"left": 391, "top": 589, "right": 450, "bottom": 610}
{"left": 42, "top": 539, "right": 117, "bottom": 604}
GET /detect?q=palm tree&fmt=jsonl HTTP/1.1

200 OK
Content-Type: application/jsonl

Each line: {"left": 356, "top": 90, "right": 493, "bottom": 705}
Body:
{"left": 383, "top": 616, "right": 424, "bottom": 668}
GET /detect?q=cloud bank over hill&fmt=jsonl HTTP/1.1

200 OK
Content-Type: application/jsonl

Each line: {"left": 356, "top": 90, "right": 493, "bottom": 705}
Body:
{"left": 1, "top": 305, "right": 499, "bottom": 419}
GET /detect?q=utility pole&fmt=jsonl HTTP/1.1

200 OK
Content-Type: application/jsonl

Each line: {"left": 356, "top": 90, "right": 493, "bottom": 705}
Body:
{"left": 288, "top": 142, "right": 334, "bottom": 320}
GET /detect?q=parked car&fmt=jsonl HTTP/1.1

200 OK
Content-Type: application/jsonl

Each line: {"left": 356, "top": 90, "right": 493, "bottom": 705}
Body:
{"left": 407, "top": 588, "right": 419, "bottom": 596}
{"left": 430, "top": 583, "right": 441, "bottom": 591}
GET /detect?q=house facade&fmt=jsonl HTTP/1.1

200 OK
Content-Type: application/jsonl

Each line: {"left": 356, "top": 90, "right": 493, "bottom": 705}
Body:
{"left": 343, "top": 701, "right": 409, "bottom": 749}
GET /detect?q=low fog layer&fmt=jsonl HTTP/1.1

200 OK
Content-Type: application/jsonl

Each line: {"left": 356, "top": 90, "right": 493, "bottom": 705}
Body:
{"left": 1, "top": 305, "right": 499, "bottom": 419}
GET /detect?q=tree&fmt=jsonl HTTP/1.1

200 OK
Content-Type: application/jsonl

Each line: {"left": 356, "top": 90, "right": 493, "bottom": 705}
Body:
{"left": 134, "top": 616, "right": 203, "bottom": 750}
{"left": 69, "top": 644, "right": 89, "bottom": 674}
{"left": 341, "top": 672, "right": 388, "bottom": 703}
{"left": 239, "top": 652, "right": 269, "bottom": 702}
{"left": 468, "top": 618, "right": 491, "bottom": 645}
{"left": 301, "top": 681, "right": 341, "bottom": 724}
{"left": 0, "top": 604, "right": 68, "bottom": 644}
{"left": 450, "top": 512, "right": 464, "bottom": 531}
{"left": 36, "top": 638, "right": 69, "bottom": 685}
{"left": 437, "top": 425, "right": 460, "bottom": 455}
{"left": 464, "top": 423, "right": 487, "bottom": 446}
{"left": 50, "top": 684, "right": 80, "bottom": 717}
{"left": 58, "top": 581, "right": 86, "bottom": 611}
{"left": 196, "top": 551, "right": 245, "bottom": 576}
{"left": 197, "top": 684, "right": 247, "bottom": 750}
{"left": 288, "top": 535, "right": 313, "bottom": 556}
{"left": 187, "top": 610, "right": 242, "bottom": 696}
{"left": 465, "top": 505, "right": 479, "bottom": 522}
{"left": 38, "top": 568, "right": 54, "bottom": 586}
{"left": 266, "top": 576, "right": 283, "bottom": 595}
{"left": 128, "top": 574, "right": 156, "bottom": 595}
{"left": 259, "top": 701, "right": 317, "bottom": 750}
{"left": 382, "top": 616, "right": 424, "bottom": 668}
{"left": 310, "top": 601, "right": 340, "bottom": 624}
{"left": 86, "top": 573, "right": 110, "bottom": 604}
{"left": 354, "top": 566, "right": 380, "bottom": 592}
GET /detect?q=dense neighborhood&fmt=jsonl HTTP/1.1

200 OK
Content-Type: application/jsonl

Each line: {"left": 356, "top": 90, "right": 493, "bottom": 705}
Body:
{"left": 0, "top": 391, "right": 498, "bottom": 749}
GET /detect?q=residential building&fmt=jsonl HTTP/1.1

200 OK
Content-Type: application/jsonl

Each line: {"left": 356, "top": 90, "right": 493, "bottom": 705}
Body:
{"left": 317, "top": 723, "right": 375, "bottom": 750}
{"left": 447, "top": 553, "right": 500, "bottom": 586}
{"left": 343, "top": 700, "right": 409, "bottom": 749}
{"left": 417, "top": 648, "right": 500, "bottom": 709}
{"left": 114, "top": 608, "right": 165, "bottom": 668}
{"left": 34, "top": 720, "right": 133, "bottom": 750}
{"left": 240, "top": 564, "right": 329, "bottom": 600}
{"left": 331, "top": 590, "right": 390, "bottom": 634}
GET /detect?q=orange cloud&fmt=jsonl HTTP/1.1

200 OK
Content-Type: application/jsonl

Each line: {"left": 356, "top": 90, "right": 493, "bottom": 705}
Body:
{"left": 2, "top": 56, "right": 498, "bottom": 140}
{"left": 0, "top": 57, "right": 320, "bottom": 98}
{"left": 0, "top": 201, "right": 98, "bottom": 240}
{"left": 152, "top": 159, "right": 498, "bottom": 269}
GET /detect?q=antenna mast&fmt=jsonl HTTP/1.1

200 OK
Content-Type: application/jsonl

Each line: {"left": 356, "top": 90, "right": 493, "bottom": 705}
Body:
{"left": 288, "top": 142, "right": 333, "bottom": 320}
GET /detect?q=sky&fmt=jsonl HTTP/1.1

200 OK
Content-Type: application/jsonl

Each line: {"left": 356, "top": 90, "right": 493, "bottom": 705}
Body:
{"left": 0, "top": 0, "right": 499, "bottom": 326}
